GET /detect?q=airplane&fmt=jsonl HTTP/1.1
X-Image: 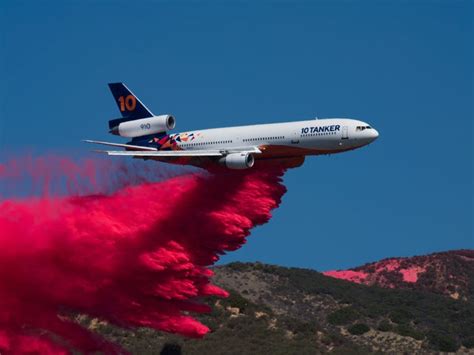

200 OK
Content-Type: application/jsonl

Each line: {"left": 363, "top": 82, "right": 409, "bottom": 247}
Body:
{"left": 85, "top": 83, "right": 379, "bottom": 170}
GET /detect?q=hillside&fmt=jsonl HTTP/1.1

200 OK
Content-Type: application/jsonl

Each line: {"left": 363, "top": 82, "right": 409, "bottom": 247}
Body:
{"left": 324, "top": 250, "right": 474, "bottom": 301}
{"left": 90, "top": 252, "right": 474, "bottom": 354}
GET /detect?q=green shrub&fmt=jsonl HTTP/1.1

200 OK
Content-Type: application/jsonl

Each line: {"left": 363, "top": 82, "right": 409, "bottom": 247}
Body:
{"left": 321, "top": 334, "right": 332, "bottom": 346}
{"left": 283, "top": 318, "right": 316, "bottom": 335}
{"left": 389, "top": 309, "right": 412, "bottom": 324}
{"left": 348, "top": 323, "right": 370, "bottom": 335}
{"left": 160, "top": 342, "right": 182, "bottom": 355}
{"left": 462, "top": 336, "right": 474, "bottom": 349}
{"left": 323, "top": 331, "right": 346, "bottom": 346}
{"left": 428, "top": 331, "right": 460, "bottom": 352}
{"left": 395, "top": 324, "right": 424, "bottom": 340}
{"left": 223, "top": 290, "right": 250, "bottom": 313}
{"left": 377, "top": 319, "right": 392, "bottom": 332}
{"left": 330, "top": 344, "right": 373, "bottom": 354}
{"left": 327, "top": 307, "right": 359, "bottom": 325}
{"left": 226, "top": 262, "right": 248, "bottom": 272}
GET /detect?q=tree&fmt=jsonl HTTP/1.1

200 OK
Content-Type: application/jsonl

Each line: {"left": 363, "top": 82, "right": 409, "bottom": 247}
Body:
{"left": 348, "top": 323, "right": 370, "bottom": 336}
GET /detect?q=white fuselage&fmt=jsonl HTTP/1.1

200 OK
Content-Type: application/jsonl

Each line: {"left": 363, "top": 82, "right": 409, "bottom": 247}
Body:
{"left": 170, "top": 118, "right": 379, "bottom": 158}
{"left": 90, "top": 117, "right": 379, "bottom": 170}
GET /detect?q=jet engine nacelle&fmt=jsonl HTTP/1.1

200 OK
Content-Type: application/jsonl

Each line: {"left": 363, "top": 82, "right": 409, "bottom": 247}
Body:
{"left": 111, "top": 115, "right": 176, "bottom": 138}
{"left": 220, "top": 153, "right": 255, "bottom": 169}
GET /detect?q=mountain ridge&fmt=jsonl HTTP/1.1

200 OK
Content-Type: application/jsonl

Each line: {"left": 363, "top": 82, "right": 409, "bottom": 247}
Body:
{"left": 90, "top": 249, "right": 474, "bottom": 354}
{"left": 323, "top": 249, "right": 474, "bottom": 301}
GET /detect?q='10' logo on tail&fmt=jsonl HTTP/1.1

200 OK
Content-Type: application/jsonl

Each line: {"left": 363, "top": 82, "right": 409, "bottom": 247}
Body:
{"left": 118, "top": 95, "right": 137, "bottom": 112}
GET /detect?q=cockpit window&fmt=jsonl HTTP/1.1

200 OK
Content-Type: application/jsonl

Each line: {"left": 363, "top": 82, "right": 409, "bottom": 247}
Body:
{"left": 356, "top": 126, "right": 372, "bottom": 131}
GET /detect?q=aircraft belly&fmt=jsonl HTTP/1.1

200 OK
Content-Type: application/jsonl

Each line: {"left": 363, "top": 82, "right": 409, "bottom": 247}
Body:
{"left": 140, "top": 155, "right": 214, "bottom": 167}
{"left": 256, "top": 144, "right": 348, "bottom": 158}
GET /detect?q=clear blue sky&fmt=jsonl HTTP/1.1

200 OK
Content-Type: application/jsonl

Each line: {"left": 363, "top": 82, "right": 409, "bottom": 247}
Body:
{"left": 1, "top": 1, "right": 472, "bottom": 270}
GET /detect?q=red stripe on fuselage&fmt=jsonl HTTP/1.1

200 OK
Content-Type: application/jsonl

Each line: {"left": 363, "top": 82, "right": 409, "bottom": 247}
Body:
{"left": 256, "top": 144, "right": 356, "bottom": 159}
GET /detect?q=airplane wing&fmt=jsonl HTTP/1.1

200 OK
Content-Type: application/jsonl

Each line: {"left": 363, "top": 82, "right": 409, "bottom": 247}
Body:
{"left": 84, "top": 140, "right": 261, "bottom": 158}
{"left": 83, "top": 139, "right": 158, "bottom": 151}
{"left": 98, "top": 150, "right": 224, "bottom": 157}
{"left": 97, "top": 147, "right": 261, "bottom": 157}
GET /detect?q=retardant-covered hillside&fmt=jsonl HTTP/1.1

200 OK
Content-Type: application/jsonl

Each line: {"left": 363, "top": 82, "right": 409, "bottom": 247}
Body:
{"left": 324, "top": 249, "right": 474, "bottom": 301}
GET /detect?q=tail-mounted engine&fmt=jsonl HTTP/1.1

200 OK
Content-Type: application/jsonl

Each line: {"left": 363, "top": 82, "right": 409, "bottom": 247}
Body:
{"left": 109, "top": 115, "right": 176, "bottom": 138}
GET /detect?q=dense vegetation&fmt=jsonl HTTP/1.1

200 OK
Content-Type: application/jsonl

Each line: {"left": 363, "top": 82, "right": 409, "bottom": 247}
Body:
{"left": 222, "top": 262, "right": 474, "bottom": 352}
{"left": 91, "top": 261, "right": 474, "bottom": 354}
{"left": 93, "top": 291, "right": 368, "bottom": 354}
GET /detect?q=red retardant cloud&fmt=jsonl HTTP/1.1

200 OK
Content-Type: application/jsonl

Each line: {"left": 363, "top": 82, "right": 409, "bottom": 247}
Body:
{"left": 0, "top": 157, "right": 288, "bottom": 353}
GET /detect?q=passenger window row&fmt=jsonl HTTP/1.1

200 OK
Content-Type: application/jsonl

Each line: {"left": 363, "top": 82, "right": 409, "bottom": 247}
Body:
{"left": 301, "top": 132, "right": 337, "bottom": 137}
{"left": 243, "top": 136, "right": 285, "bottom": 142}
{"left": 181, "top": 140, "right": 233, "bottom": 146}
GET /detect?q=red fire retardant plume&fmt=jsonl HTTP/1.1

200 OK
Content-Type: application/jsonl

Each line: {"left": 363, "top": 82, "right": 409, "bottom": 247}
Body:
{"left": 0, "top": 157, "right": 288, "bottom": 353}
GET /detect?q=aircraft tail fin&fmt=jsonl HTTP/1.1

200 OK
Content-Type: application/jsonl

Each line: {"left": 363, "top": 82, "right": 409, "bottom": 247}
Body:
{"left": 108, "top": 82, "right": 154, "bottom": 121}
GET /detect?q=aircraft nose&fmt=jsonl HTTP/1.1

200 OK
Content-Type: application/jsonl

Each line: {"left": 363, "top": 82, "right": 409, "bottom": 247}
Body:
{"left": 370, "top": 128, "right": 379, "bottom": 141}
{"left": 362, "top": 127, "right": 379, "bottom": 145}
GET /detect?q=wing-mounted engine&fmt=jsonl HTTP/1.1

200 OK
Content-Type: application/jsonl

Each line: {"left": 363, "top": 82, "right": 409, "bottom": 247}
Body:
{"left": 109, "top": 115, "right": 176, "bottom": 138}
{"left": 220, "top": 152, "right": 255, "bottom": 169}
